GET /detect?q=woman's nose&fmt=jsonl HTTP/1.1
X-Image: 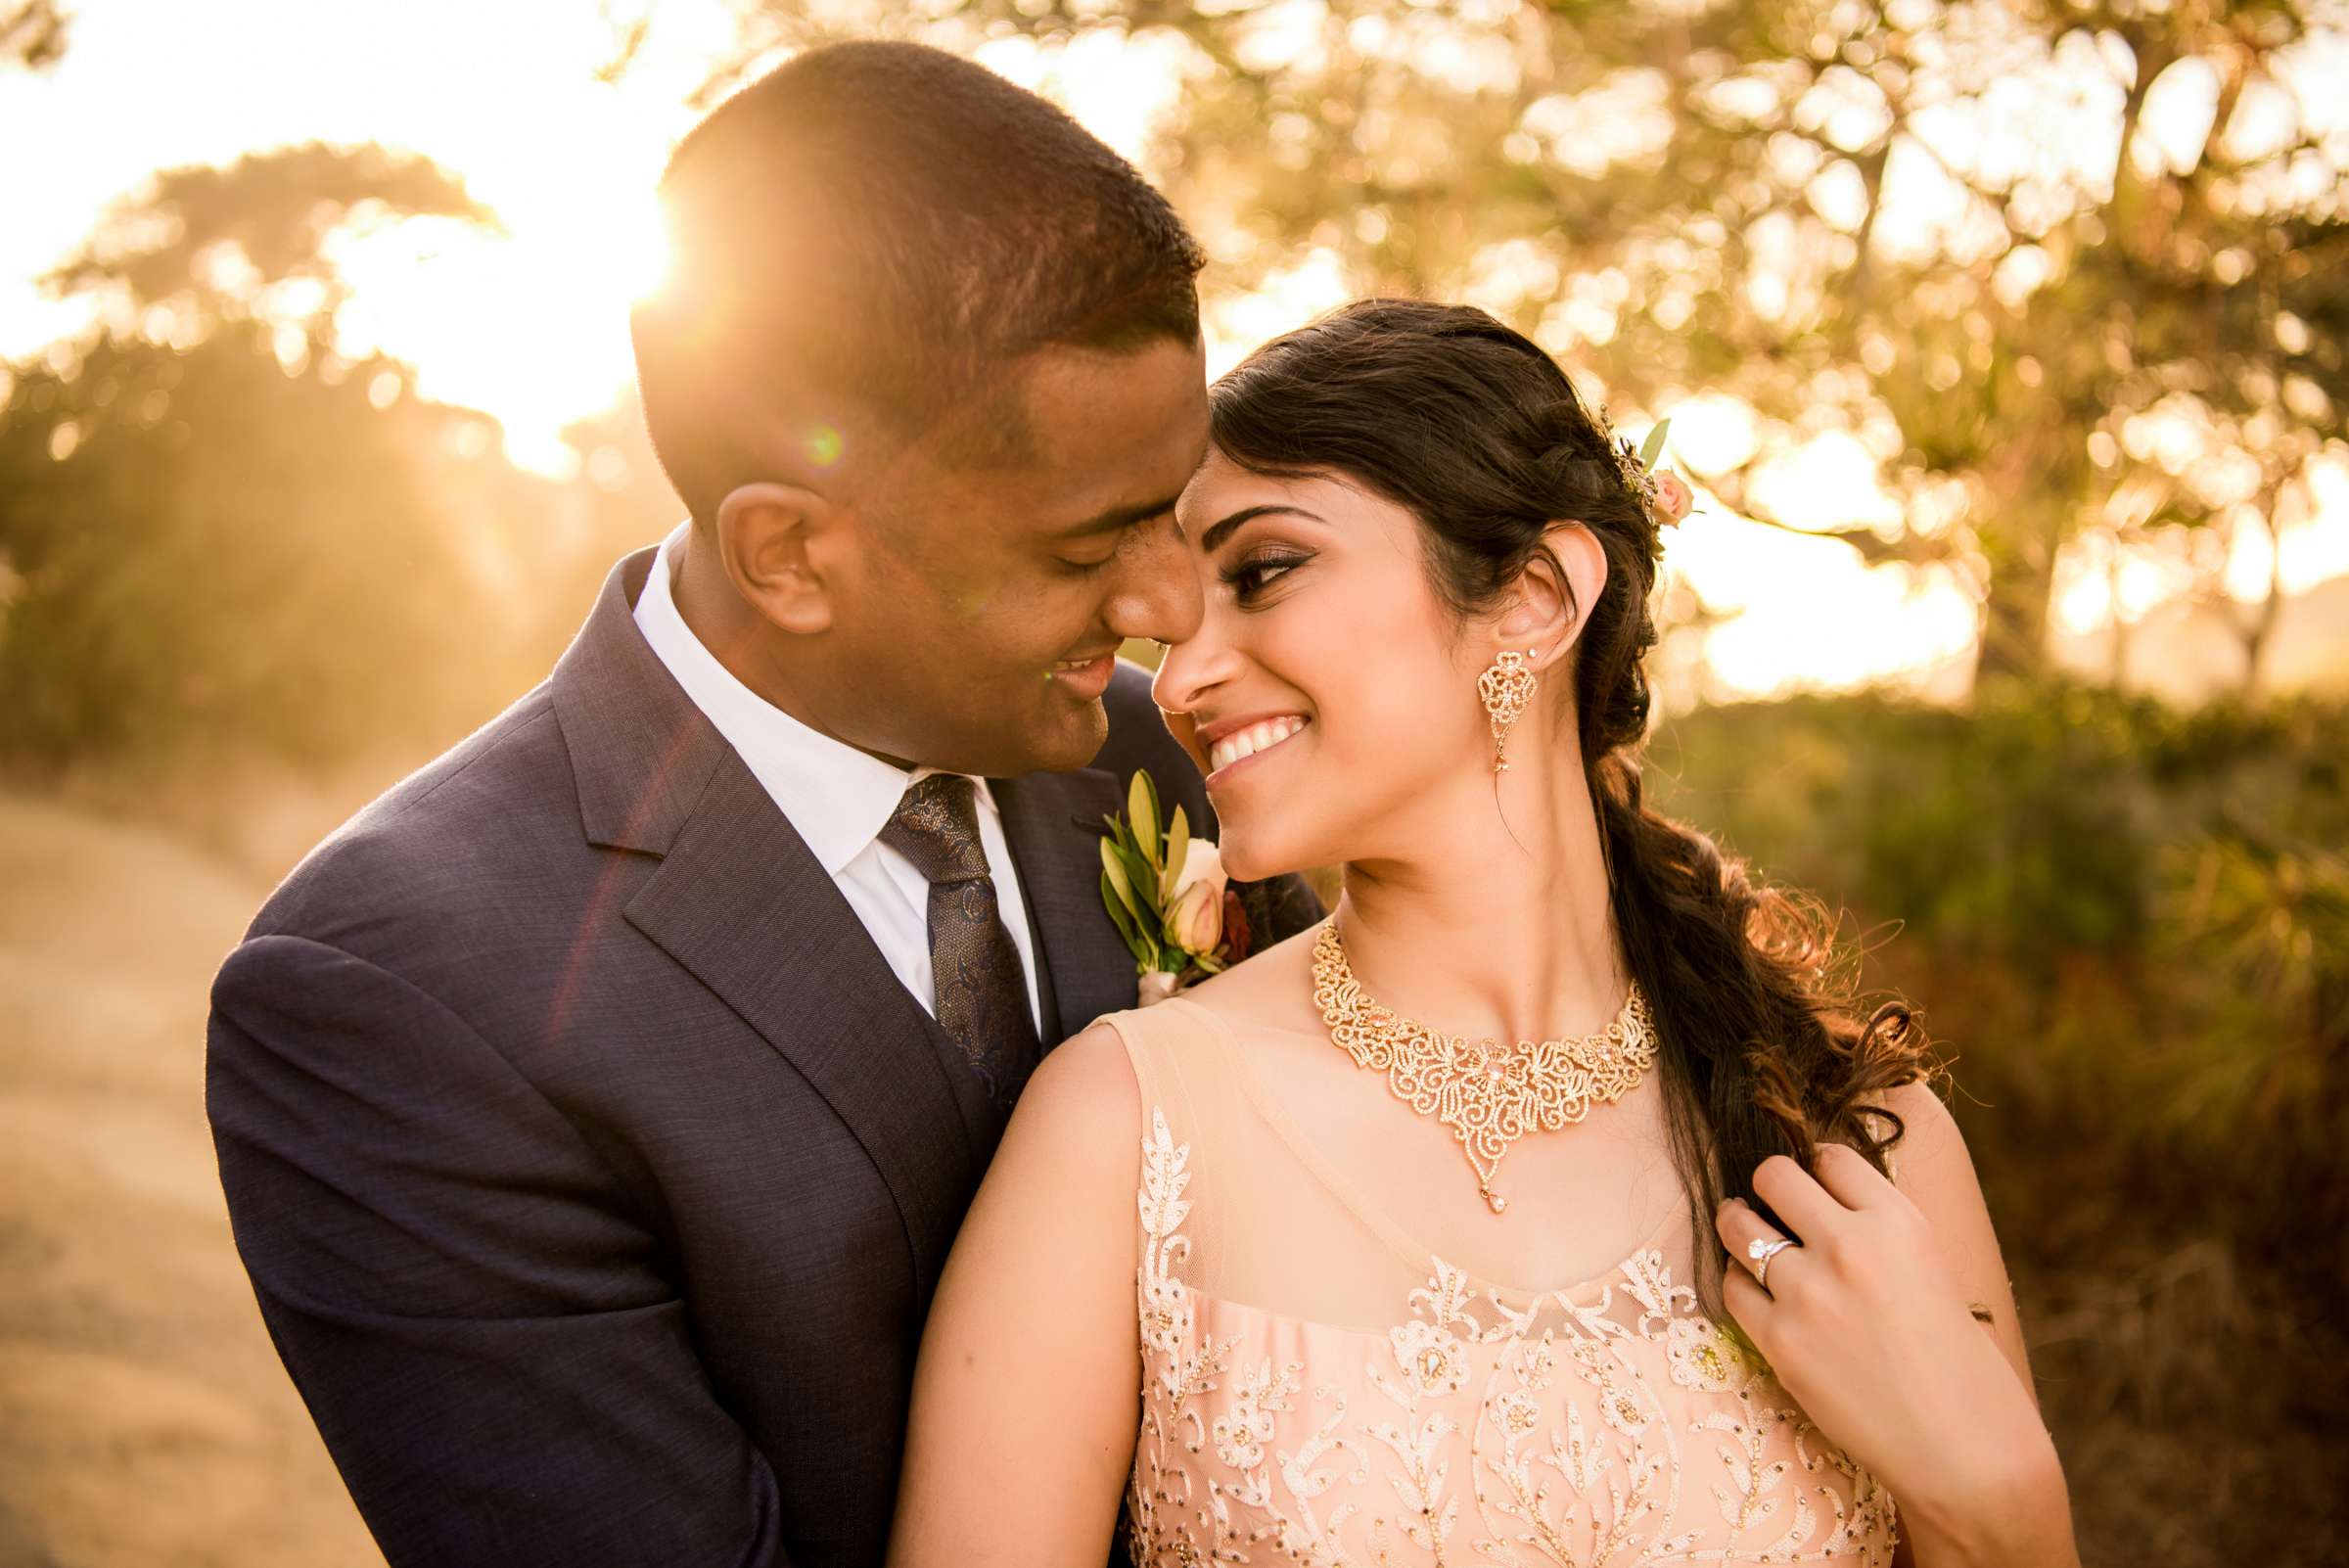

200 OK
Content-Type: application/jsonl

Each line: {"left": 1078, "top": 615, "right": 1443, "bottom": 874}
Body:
{"left": 1150, "top": 639, "right": 1218, "bottom": 777}
{"left": 1150, "top": 605, "right": 1246, "bottom": 726}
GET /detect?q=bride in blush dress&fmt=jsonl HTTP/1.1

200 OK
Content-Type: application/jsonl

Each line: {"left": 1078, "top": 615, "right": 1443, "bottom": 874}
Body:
{"left": 885, "top": 300, "right": 2078, "bottom": 1568}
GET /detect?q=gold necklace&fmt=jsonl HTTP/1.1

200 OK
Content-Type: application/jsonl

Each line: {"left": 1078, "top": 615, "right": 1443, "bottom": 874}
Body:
{"left": 1311, "top": 921, "right": 1657, "bottom": 1214}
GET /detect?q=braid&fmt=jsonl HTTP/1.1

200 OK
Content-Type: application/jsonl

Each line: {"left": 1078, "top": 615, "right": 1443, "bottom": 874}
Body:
{"left": 1593, "top": 748, "right": 1924, "bottom": 1312}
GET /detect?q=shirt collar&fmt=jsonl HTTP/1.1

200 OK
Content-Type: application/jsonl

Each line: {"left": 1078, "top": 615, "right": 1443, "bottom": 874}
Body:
{"left": 631, "top": 525, "right": 997, "bottom": 877}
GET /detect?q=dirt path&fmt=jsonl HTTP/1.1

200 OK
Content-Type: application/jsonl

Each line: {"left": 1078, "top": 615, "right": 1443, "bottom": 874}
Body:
{"left": 0, "top": 794, "right": 381, "bottom": 1568}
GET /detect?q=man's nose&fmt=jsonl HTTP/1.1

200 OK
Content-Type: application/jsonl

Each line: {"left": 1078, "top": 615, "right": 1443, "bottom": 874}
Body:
{"left": 1103, "top": 516, "right": 1205, "bottom": 646}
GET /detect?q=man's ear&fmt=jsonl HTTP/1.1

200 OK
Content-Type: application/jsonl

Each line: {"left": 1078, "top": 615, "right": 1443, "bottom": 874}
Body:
{"left": 1492, "top": 521, "right": 1607, "bottom": 673}
{"left": 713, "top": 482, "right": 843, "bottom": 636}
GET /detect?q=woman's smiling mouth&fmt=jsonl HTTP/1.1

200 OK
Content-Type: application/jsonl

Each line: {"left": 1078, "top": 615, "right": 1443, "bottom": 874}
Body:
{"left": 1202, "top": 714, "right": 1312, "bottom": 780}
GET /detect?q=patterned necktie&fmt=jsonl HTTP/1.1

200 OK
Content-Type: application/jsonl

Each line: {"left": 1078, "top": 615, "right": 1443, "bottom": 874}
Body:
{"left": 880, "top": 773, "right": 1042, "bottom": 1111}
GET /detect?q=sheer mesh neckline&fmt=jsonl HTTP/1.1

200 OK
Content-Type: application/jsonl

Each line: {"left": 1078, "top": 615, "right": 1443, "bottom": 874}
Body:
{"left": 1160, "top": 995, "right": 1691, "bottom": 1307}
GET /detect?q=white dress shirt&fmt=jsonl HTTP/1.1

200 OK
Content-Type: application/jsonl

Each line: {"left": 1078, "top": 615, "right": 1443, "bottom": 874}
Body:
{"left": 632, "top": 526, "right": 1043, "bottom": 1030}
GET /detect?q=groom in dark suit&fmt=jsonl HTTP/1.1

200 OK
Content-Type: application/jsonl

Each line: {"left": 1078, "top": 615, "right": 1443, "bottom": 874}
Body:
{"left": 206, "top": 41, "right": 1320, "bottom": 1568}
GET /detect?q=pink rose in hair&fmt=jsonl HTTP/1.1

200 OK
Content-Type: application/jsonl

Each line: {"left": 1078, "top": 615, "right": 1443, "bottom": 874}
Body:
{"left": 1651, "top": 469, "right": 1693, "bottom": 525}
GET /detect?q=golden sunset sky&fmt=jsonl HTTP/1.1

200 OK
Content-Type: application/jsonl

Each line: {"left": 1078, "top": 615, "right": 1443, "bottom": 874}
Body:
{"left": 4, "top": 0, "right": 2342, "bottom": 702}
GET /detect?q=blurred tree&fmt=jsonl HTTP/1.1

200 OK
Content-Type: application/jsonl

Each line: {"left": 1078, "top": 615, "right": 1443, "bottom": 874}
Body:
{"left": 0, "top": 326, "right": 545, "bottom": 764}
{"left": 1646, "top": 682, "right": 2349, "bottom": 1563}
{"left": 2163, "top": 806, "right": 2349, "bottom": 1286}
{"left": 0, "top": 145, "right": 596, "bottom": 768}
{"left": 683, "top": 0, "right": 2349, "bottom": 689}
{"left": 42, "top": 143, "right": 499, "bottom": 350}
{"left": 0, "top": 0, "right": 67, "bottom": 69}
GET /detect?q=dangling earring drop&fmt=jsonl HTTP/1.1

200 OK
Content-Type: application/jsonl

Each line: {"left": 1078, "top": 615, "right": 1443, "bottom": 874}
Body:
{"left": 1477, "top": 650, "right": 1539, "bottom": 772}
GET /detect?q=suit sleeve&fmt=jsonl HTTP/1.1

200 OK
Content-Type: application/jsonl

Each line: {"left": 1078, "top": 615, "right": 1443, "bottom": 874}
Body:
{"left": 207, "top": 934, "right": 790, "bottom": 1568}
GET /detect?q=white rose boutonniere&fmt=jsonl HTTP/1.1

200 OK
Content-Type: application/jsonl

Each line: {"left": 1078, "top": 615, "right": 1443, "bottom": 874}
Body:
{"left": 1099, "top": 769, "right": 1253, "bottom": 1006}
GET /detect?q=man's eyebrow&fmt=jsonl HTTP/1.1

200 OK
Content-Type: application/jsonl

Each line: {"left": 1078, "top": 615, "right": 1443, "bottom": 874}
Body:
{"left": 1053, "top": 490, "right": 1186, "bottom": 540}
{"left": 1200, "top": 504, "right": 1321, "bottom": 555}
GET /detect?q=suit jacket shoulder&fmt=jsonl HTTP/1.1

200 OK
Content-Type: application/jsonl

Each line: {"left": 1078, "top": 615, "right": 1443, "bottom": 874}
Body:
{"left": 245, "top": 681, "right": 642, "bottom": 962}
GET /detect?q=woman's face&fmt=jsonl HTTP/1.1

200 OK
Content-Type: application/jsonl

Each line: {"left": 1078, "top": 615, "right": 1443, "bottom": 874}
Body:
{"left": 1152, "top": 448, "right": 1497, "bottom": 882}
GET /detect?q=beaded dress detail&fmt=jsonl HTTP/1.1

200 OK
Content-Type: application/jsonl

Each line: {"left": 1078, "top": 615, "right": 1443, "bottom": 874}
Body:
{"left": 1101, "top": 998, "right": 1899, "bottom": 1567}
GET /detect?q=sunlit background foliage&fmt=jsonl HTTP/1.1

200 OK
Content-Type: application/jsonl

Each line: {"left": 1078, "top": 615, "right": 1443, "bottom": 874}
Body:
{"left": 0, "top": 2, "right": 2343, "bottom": 1563}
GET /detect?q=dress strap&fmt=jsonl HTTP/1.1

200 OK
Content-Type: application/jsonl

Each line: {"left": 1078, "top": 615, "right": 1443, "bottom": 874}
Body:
{"left": 1093, "top": 1002, "right": 1171, "bottom": 1124}
{"left": 1093, "top": 1000, "right": 1228, "bottom": 1284}
{"left": 1091, "top": 999, "right": 1222, "bottom": 1146}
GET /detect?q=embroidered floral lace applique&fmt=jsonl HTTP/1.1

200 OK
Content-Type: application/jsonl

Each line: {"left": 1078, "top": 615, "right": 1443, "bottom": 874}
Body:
{"left": 1124, "top": 1105, "right": 1900, "bottom": 1567}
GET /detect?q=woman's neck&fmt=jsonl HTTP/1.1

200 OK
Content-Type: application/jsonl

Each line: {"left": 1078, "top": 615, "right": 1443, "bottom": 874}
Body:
{"left": 1332, "top": 757, "right": 1626, "bottom": 1045}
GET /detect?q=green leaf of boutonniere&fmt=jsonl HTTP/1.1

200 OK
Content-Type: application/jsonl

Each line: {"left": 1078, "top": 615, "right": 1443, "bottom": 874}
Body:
{"left": 1099, "top": 869, "right": 1144, "bottom": 955}
{"left": 1100, "top": 835, "right": 1141, "bottom": 921}
{"left": 1099, "top": 765, "right": 1235, "bottom": 990}
{"left": 1100, "top": 843, "right": 1162, "bottom": 970}
{"left": 1118, "top": 841, "right": 1161, "bottom": 919}
{"left": 1161, "top": 805, "right": 1189, "bottom": 902}
{"left": 1127, "top": 769, "right": 1159, "bottom": 873}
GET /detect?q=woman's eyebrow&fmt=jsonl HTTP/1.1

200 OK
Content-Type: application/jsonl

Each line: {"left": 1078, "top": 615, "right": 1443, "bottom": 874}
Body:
{"left": 1200, "top": 504, "right": 1322, "bottom": 554}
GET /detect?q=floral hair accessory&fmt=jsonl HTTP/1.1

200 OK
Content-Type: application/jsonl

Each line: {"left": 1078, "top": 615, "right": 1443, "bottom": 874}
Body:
{"left": 1609, "top": 414, "right": 1693, "bottom": 527}
{"left": 1099, "top": 768, "right": 1253, "bottom": 1006}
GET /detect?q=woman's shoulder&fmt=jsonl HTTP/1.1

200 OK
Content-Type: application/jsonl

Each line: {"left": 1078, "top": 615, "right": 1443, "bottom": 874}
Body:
{"left": 1062, "top": 922, "right": 1326, "bottom": 1071}
{"left": 1856, "top": 1073, "right": 1963, "bottom": 1187}
{"left": 1017, "top": 1018, "right": 1146, "bottom": 1153}
{"left": 1030, "top": 930, "right": 1321, "bottom": 1160}
{"left": 961, "top": 1025, "right": 1149, "bottom": 1261}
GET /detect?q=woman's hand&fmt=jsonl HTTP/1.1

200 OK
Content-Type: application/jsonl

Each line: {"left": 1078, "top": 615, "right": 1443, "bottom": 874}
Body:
{"left": 1716, "top": 1143, "right": 2076, "bottom": 1567}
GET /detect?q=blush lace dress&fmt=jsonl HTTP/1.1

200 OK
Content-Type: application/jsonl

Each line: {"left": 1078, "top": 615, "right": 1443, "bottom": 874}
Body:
{"left": 1099, "top": 997, "right": 1900, "bottom": 1568}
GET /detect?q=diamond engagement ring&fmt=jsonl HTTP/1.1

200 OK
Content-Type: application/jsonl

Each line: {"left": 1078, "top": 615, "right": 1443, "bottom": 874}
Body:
{"left": 1747, "top": 1234, "right": 1796, "bottom": 1289}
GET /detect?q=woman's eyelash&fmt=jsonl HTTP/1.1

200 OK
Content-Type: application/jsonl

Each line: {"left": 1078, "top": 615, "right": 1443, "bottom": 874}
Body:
{"left": 1221, "top": 550, "right": 1311, "bottom": 600}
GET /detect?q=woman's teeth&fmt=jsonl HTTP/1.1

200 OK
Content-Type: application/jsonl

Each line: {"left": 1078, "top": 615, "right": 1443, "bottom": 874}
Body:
{"left": 1210, "top": 716, "right": 1311, "bottom": 774}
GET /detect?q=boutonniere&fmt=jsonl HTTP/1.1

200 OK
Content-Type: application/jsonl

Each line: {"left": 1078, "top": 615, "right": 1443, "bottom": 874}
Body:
{"left": 1099, "top": 768, "right": 1254, "bottom": 1006}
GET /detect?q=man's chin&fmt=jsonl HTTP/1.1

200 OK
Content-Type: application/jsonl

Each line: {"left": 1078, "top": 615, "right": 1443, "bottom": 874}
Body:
{"left": 938, "top": 697, "right": 1108, "bottom": 779}
{"left": 1026, "top": 697, "right": 1111, "bottom": 774}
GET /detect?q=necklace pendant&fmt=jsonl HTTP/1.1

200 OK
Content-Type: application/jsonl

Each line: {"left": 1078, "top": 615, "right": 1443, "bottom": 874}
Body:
{"left": 1486, "top": 1190, "right": 1509, "bottom": 1215}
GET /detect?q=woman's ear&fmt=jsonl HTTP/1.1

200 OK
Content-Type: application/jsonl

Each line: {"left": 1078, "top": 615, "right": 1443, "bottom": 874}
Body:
{"left": 714, "top": 482, "right": 842, "bottom": 636}
{"left": 1493, "top": 522, "right": 1608, "bottom": 673}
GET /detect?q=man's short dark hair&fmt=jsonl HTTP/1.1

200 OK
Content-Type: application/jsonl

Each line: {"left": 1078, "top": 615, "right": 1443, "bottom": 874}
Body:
{"left": 630, "top": 40, "right": 1207, "bottom": 524}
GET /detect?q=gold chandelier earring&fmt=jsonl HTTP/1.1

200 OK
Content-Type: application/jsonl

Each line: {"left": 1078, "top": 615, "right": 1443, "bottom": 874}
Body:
{"left": 1477, "top": 650, "right": 1539, "bottom": 772}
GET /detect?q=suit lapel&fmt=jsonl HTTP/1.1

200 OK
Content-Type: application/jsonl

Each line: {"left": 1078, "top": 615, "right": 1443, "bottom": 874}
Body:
{"left": 622, "top": 755, "right": 991, "bottom": 1294}
{"left": 553, "top": 549, "right": 989, "bottom": 1300}
{"left": 993, "top": 768, "right": 1138, "bottom": 1044}
{"left": 554, "top": 548, "right": 1151, "bottom": 1281}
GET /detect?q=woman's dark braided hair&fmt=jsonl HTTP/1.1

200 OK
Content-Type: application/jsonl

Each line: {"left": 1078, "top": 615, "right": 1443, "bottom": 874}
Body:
{"left": 1208, "top": 298, "right": 1934, "bottom": 1314}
